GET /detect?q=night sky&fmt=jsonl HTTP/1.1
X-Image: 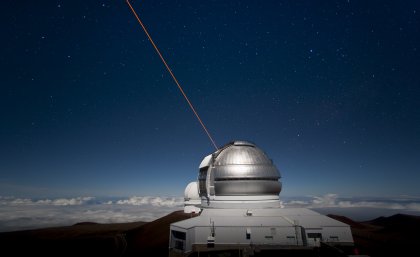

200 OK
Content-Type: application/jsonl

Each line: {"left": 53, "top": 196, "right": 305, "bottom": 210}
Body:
{"left": 1, "top": 0, "right": 419, "bottom": 198}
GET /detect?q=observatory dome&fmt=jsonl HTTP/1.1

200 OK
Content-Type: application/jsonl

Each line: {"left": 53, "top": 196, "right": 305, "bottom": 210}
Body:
{"left": 184, "top": 181, "right": 201, "bottom": 213}
{"left": 184, "top": 181, "right": 199, "bottom": 201}
{"left": 198, "top": 141, "right": 282, "bottom": 203}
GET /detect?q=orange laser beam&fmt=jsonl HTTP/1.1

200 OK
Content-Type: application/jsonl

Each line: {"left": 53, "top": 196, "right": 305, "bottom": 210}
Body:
{"left": 126, "top": 0, "right": 218, "bottom": 150}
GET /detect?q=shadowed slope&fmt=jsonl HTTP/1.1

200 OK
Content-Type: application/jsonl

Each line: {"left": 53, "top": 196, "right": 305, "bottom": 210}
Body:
{"left": 0, "top": 221, "right": 146, "bottom": 257}
{"left": 329, "top": 213, "right": 420, "bottom": 257}
{"left": 327, "top": 214, "right": 367, "bottom": 229}
{"left": 124, "top": 210, "right": 194, "bottom": 256}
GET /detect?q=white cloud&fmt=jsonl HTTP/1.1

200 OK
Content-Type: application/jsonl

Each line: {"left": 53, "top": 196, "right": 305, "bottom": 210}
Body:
{"left": 283, "top": 194, "right": 420, "bottom": 211}
{"left": 288, "top": 200, "right": 308, "bottom": 205}
{"left": 36, "top": 197, "right": 95, "bottom": 206}
{"left": 115, "top": 196, "right": 183, "bottom": 207}
{"left": 0, "top": 196, "right": 94, "bottom": 206}
{"left": 406, "top": 203, "right": 420, "bottom": 211}
{"left": 1, "top": 194, "right": 420, "bottom": 232}
{"left": 0, "top": 195, "right": 183, "bottom": 232}
{"left": 311, "top": 194, "right": 339, "bottom": 207}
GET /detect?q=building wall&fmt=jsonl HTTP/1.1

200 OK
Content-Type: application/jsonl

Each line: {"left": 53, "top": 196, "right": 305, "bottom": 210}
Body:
{"left": 169, "top": 207, "right": 354, "bottom": 255}
{"left": 319, "top": 226, "right": 353, "bottom": 244}
{"left": 170, "top": 225, "right": 353, "bottom": 254}
{"left": 191, "top": 226, "right": 300, "bottom": 246}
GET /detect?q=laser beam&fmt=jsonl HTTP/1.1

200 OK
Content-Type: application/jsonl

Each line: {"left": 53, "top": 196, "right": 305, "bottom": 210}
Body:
{"left": 126, "top": 0, "right": 218, "bottom": 150}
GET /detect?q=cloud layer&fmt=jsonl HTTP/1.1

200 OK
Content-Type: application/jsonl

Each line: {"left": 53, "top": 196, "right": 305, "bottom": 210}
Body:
{"left": 281, "top": 194, "right": 420, "bottom": 211}
{"left": 1, "top": 194, "right": 420, "bottom": 232}
{"left": 0, "top": 196, "right": 95, "bottom": 206}
{"left": 115, "top": 196, "right": 183, "bottom": 207}
{"left": 0, "top": 196, "right": 183, "bottom": 232}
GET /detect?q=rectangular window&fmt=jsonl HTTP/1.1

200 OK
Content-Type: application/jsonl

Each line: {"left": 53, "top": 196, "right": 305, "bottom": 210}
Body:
{"left": 174, "top": 240, "right": 184, "bottom": 250}
{"left": 172, "top": 230, "right": 186, "bottom": 240}
{"left": 307, "top": 233, "right": 322, "bottom": 239}
{"left": 329, "top": 236, "right": 339, "bottom": 241}
{"left": 246, "top": 228, "right": 251, "bottom": 239}
{"left": 198, "top": 168, "right": 208, "bottom": 195}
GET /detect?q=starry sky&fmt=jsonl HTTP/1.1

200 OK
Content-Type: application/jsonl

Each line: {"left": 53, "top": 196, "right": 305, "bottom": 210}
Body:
{"left": 1, "top": 0, "right": 419, "bottom": 198}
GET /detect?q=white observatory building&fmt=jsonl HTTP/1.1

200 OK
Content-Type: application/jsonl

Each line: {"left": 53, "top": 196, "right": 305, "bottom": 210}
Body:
{"left": 169, "top": 141, "right": 354, "bottom": 256}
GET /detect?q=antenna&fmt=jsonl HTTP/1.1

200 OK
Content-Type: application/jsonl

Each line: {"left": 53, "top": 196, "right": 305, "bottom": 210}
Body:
{"left": 126, "top": 0, "right": 219, "bottom": 150}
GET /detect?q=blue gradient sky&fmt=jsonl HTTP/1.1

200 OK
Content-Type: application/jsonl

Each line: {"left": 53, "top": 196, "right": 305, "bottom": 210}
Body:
{"left": 1, "top": 0, "right": 419, "bottom": 198}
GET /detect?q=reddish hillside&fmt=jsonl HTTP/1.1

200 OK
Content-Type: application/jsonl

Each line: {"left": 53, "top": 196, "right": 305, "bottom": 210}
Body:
{"left": 0, "top": 221, "right": 145, "bottom": 257}
{"left": 367, "top": 214, "right": 420, "bottom": 231}
{"left": 329, "top": 213, "right": 420, "bottom": 257}
{"left": 0, "top": 212, "right": 193, "bottom": 257}
{"left": 327, "top": 214, "right": 367, "bottom": 229}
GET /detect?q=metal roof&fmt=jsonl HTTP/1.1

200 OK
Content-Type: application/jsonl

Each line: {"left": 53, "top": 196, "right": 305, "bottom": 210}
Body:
{"left": 171, "top": 214, "right": 293, "bottom": 230}
{"left": 198, "top": 140, "right": 282, "bottom": 197}
{"left": 171, "top": 208, "right": 348, "bottom": 230}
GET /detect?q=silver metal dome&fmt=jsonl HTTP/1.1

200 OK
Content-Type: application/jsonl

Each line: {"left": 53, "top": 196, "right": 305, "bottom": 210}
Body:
{"left": 199, "top": 141, "right": 282, "bottom": 197}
